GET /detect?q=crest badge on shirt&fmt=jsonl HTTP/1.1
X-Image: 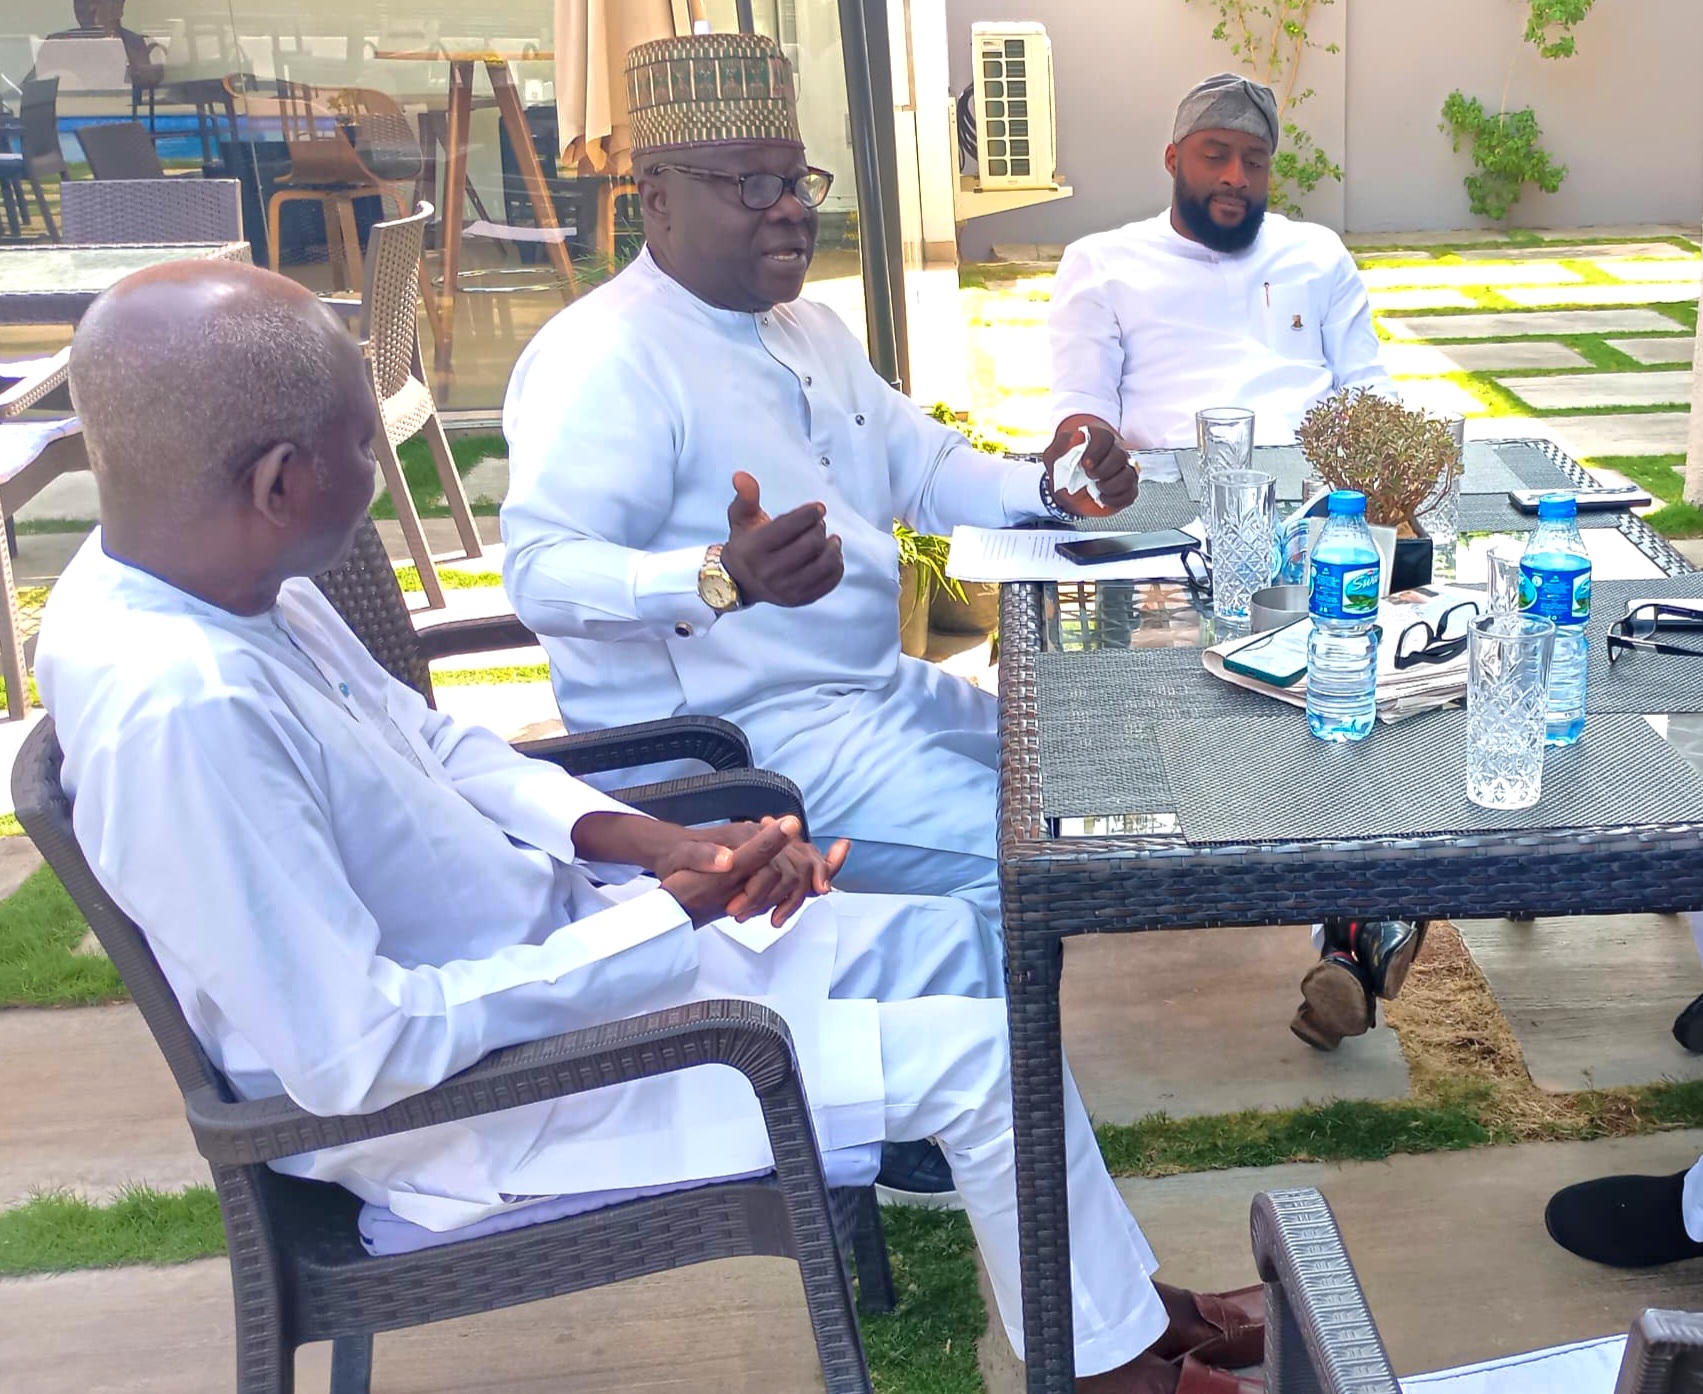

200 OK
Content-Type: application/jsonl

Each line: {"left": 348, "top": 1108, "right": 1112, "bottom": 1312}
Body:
{"left": 1292, "top": 314, "right": 1305, "bottom": 331}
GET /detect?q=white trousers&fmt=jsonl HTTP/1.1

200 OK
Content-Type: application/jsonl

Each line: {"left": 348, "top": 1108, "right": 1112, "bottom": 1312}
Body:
{"left": 831, "top": 895, "right": 1168, "bottom": 1374}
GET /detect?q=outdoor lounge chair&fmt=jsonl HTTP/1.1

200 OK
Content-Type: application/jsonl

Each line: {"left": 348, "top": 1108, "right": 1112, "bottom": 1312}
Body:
{"left": 12, "top": 671, "right": 891, "bottom": 1393}
{"left": 312, "top": 513, "right": 813, "bottom": 831}
{"left": 323, "top": 203, "right": 474, "bottom": 612}
{"left": 60, "top": 177, "right": 244, "bottom": 244}
{"left": 1252, "top": 1186, "right": 1703, "bottom": 1392}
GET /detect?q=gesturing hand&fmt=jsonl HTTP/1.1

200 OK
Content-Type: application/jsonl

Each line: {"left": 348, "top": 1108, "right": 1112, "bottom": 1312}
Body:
{"left": 1043, "top": 415, "right": 1140, "bottom": 517}
{"left": 657, "top": 817, "right": 804, "bottom": 928}
{"left": 720, "top": 471, "right": 845, "bottom": 607}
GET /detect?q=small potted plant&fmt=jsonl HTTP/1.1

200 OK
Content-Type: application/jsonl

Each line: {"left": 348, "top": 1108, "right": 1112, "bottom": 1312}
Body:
{"left": 925, "top": 404, "right": 1003, "bottom": 636}
{"left": 894, "top": 521, "right": 963, "bottom": 658}
{"left": 1295, "top": 388, "right": 1461, "bottom": 588}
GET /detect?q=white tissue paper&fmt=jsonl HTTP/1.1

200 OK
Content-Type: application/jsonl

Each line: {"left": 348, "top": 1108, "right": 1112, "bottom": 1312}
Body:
{"left": 1049, "top": 432, "right": 1104, "bottom": 507}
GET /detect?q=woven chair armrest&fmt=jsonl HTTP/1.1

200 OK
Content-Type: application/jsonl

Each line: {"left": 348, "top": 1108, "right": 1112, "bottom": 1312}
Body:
{"left": 515, "top": 716, "right": 753, "bottom": 775}
{"left": 185, "top": 999, "right": 797, "bottom": 1167}
{"left": 414, "top": 614, "right": 538, "bottom": 661}
{"left": 1250, "top": 1187, "right": 1400, "bottom": 1394}
{"left": 613, "top": 768, "right": 808, "bottom": 839}
{"left": 0, "top": 349, "right": 70, "bottom": 417}
{"left": 1619, "top": 1310, "right": 1703, "bottom": 1391}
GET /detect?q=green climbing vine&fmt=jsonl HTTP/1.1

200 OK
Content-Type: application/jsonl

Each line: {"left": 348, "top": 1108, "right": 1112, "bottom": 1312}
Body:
{"left": 1439, "top": 96, "right": 1567, "bottom": 223}
{"left": 1183, "top": 0, "right": 1342, "bottom": 217}
{"left": 1523, "top": 0, "right": 1596, "bottom": 59}
{"left": 1439, "top": 0, "right": 1593, "bottom": 223}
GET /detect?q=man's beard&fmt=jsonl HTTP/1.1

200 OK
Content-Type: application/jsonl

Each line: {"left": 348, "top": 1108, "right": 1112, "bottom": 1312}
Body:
{"left": 1173, "top": 181, "right": 1267, "bottom": 254}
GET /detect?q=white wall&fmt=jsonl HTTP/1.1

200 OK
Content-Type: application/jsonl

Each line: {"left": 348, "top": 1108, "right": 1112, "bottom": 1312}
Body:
{"left": 942, "top": 0, "right": 1703, "bottom": 257}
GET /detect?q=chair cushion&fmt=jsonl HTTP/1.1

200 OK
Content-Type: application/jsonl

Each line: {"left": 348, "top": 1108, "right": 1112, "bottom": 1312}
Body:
{"left": 1400, "top": 1334, "right": 1627, "bottom": 1393}
{"left": 357, "top": 1143, "right": 883, "bottom": 1257}
{"left": 0, "top": 418, "right": 80, "bottom": 486}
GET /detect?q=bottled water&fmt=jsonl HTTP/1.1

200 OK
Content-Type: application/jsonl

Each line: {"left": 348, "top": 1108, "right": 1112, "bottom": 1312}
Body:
{"left": 1519, "top": 495, "right": 1591, "bottom": 745}
{"left": 1307, "top": 490, "right": 1380, "bottom": 742}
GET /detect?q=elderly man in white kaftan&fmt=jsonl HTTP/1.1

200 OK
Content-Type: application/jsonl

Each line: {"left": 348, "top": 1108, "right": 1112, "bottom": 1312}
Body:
{"left": 41, "top": 257, "right": 1267, "bottom": 1392}
{"left": 500, "top": 33, "right": 1138, "bottom": 965}
{"left": 1049, "top": 74, "right": 1394, "bottom": 459}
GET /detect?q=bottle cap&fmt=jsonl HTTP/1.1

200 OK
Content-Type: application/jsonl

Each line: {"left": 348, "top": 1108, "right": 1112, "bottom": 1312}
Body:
{"left": 1326, "top": 490, "right": 1366, "bottom": 517}
{"left": 1536, "top": 494, "right": 1578, "bottom": 521}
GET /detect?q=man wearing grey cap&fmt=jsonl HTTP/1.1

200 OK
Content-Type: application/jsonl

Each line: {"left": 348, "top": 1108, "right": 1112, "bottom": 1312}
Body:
{"left": 1048, "top": 75, "right": 1420, "bottom": 1052}
{"left": 1048, "top": 72, "right": 1394, "bottom": 455}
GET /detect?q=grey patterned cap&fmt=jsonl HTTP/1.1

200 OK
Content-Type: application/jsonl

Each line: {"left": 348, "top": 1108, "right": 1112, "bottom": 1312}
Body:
{"left": 1172, "top": 72, "right": 1280, "bottom": 150}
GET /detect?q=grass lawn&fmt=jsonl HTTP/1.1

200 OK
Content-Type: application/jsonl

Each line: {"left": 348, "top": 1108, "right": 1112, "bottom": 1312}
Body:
{"left": 372, "top": 434, "right": 506, "bottom": 522}
{"left": 0, "top": 863, "right": 122, "bottom": 1007}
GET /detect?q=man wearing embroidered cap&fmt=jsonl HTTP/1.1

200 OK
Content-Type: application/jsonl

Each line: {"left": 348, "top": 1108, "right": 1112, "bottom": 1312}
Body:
{"left": 1049, "top": 71, "right": 1393, "bottom": 455}
{"left": 503, "top": 39, "right": 1132, "bottom": 1086}
{"left": 500, "top": 34, "right": 1277, "bottom": 1391}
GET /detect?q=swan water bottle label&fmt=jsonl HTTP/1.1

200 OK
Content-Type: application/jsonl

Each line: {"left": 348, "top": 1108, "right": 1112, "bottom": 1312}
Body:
{"left": 1519, "top": 563, "right": 1591, "bottom": 625}
{"left": 1309, "top": 558, "right": 1380, "bottom": 620}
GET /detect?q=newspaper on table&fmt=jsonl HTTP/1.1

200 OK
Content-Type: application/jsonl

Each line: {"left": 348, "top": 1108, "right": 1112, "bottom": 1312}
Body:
{"left": 1204, "top": 588, "right": 1487, "bottom": 723}
{"left": 946, "top": 521, "right": 1205, "bottom": 584}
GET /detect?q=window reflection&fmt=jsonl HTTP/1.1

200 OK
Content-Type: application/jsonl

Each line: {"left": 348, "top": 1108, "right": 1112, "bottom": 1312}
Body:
{"left": 0, "top": 0, "right": 864, "bottom": 413}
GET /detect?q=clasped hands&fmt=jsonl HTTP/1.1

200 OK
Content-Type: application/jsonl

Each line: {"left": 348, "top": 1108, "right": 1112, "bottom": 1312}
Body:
{"left": 574, "top": 811, "right": 851, "bottom": 929}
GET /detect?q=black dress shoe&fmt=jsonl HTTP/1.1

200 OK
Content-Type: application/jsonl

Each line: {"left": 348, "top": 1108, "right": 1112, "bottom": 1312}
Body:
{"left": 876, "top": 1140, "right": 961, "bottom": 1209}
{"left": 1291, "top": 952, "right": 1374, "bottom": 1050}
{"left": 1675, "top": 992, "right": 1703, "bottom": 1053}
{"left": 1545, "top": 1170, "right": 1703, "bottom": 1268}
{"left": 1319, "top": 918, "right": 1425, "bottom": 1001}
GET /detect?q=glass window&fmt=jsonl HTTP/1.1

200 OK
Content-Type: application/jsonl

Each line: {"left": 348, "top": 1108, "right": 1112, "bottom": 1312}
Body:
{"left": 0, "top": 0, "right": 866, "bottom": 412}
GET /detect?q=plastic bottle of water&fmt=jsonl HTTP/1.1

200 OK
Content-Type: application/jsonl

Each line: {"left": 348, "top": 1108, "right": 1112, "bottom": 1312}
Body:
{"left": 1519, "top": 495, "right": 1591, "bottom": 745}
{"left": 1307, "top": 490, "right": 1381, "bottom": 742}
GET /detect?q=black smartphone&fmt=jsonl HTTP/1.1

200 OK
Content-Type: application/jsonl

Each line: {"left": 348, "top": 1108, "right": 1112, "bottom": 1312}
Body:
{"left": 1508, "top": 486, "right": 1651, "bottom": 513}
{"left": 1056, "top": 529, "right": 1197, "bottom": 565}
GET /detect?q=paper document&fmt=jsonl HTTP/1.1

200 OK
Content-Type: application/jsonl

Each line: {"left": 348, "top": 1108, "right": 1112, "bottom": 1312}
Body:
{"left": 947, "top": 523, "right": 1204, "bottom": 584}
{"left": 1204, "top": 588, "right": 1485, "bottom": 723}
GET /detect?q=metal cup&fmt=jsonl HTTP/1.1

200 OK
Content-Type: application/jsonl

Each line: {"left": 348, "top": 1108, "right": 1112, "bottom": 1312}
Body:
{"left": 1249, "top": 584, "right": 1310, "bottom": 633}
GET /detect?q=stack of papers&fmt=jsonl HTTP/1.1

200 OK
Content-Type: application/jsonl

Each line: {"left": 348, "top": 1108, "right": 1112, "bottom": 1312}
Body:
{"left": 1204, "top": 590, "right": 1485, "bottom": 723}
{"left": 946, "top": 523, "right": 1205, "bottom": 584}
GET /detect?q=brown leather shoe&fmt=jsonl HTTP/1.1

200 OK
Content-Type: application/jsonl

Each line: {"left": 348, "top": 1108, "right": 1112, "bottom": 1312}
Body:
{"left": 1290, "top": 952, "right": 1374, "bottom": 1050}
{"left": 1174, "top": 1353, "right": 1261, "bottom": 1392}
{"left": 1185, "top": 1284, "right": 1264, "bottom": 1368}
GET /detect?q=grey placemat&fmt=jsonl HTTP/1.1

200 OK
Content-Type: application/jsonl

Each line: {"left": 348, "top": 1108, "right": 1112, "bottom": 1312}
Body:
{"left": 1587, "top": 576, "right": 1703, "bottom": 713}
{"left": 1153, "top": 711, "right": 1703, "bottom": 844}
{"left": 1037, "top": 649, "right": 1279, "bottom": 817}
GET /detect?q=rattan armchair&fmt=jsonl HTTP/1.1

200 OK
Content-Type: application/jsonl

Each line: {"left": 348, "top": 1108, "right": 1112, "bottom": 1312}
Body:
{"left": 13, "top": 719, "right": 889, "bottom": 1394}
{"left": 1251, "top": 1186, "right": 1703, "bottom": 1392}
{"left": 61, "top": 177, "right": 244, "bottom": 244}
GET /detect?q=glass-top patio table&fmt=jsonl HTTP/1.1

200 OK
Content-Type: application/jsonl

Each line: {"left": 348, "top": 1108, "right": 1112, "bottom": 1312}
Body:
{"left": 997, "top": 439, "right": 1703, "bottom": 1391}
{"left": 0, "top": 241, "right": 252, "bottom": 324}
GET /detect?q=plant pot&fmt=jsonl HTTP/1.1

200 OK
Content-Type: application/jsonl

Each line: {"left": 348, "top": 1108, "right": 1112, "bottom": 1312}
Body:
{"left": 930, "top": 581, "right": 1000, "bottom": 635}
{"left": 898, "top": 562, "right": 931, "bottom": 657}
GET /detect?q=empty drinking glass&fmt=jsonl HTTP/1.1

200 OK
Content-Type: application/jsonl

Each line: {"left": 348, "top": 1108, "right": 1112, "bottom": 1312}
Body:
{"left": 1208, "top": 469, "right": 1277, "bottom": 625}
{"left": 1416, "top": 415, "right": 1464, "bottom": 581}
{"left": 1486, "top": 539, "right": 1525, "bottom": 614}
{"left": 1466, "top": 613, "right": 1556, "bottom": 810}
{"left": 1196, "top": 407, "right": 1256, "bottom": 483}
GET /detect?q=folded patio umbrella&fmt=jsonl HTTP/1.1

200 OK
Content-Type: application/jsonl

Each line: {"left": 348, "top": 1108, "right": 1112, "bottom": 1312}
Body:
{"left": 553, "top": 0, "right": 693, "bottom": 175}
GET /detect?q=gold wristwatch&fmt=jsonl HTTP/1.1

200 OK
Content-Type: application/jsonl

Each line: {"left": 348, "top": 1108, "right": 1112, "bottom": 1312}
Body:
{"left": 697, "top": 544, "right": 744, "bottom": 614}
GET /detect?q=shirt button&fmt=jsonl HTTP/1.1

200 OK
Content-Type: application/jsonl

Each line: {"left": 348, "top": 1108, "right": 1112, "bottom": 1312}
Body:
{"left": 338, "top": 683, "right": 350, "bottom": 697}
{"left": 804, "top": 374, "right": 813, "bottom": 386}
{"left": 819, "top": 455, "right": 831, "bottom": 469}
{"left": 855, "top": 414, "right": 865, "bottom": 426}
{"left": 674, "top": 621, "right": 694, "bottom": 638}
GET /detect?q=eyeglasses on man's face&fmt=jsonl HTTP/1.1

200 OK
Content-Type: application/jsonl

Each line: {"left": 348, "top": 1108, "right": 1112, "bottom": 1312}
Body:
{"left": 1607, "top": 602, "right": 1703, "bottom": 665}
{"left": 650, "top": 164, "right": 835, "bottom": 211}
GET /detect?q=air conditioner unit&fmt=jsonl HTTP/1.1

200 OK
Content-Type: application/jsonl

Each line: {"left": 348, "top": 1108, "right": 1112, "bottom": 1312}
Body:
{"left": 969, "top": 22, "right": 1057, "bottom": 190}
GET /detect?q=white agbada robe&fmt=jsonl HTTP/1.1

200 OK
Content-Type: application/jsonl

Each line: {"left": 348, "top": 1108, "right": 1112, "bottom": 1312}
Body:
{"left": 501, "top": 250, "right": 1046, "bottom": 876}
{"left": 37, "top": 535, "right": 1169, "bottom": 1370}
{"left": 1049, "top": 210, "right": 1394, "bottom": 455}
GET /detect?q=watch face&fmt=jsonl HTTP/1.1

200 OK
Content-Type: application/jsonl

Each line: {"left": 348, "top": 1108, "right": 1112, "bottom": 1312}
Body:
{"left": 701, "top": 572, "right": 740, "bottom": 611}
